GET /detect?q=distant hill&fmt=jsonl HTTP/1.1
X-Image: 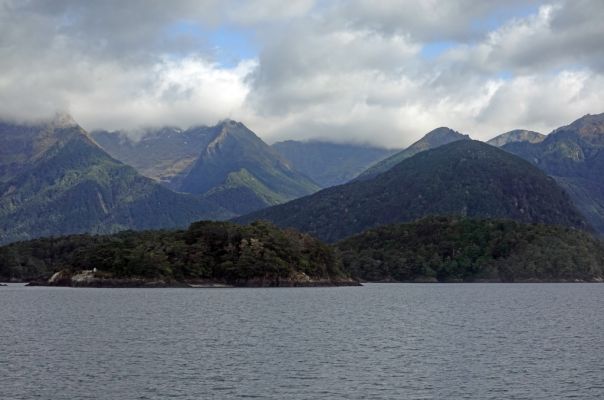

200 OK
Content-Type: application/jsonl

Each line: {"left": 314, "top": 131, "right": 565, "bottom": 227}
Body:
{"left": 93, "top": 120, "right": 320, "bottom": 215}
{"left": 502, "top": 113, "right": 604, "bottom": 233}
{"left": 272, "top": 140, "right": 398, "bottom": 187}
{"left": 357, "top": 127, "right": 470, "bottom": 179}
{"left": 236, "top": 140, "right": 588, "bottom": 242}
{"left": 487, "top": 129, "right": 545, "bottom": 147}
{"left": 337, "top": 216, "right": 604, "bottom": 282}
{"left": 0, "top": 117, "right": 231, "bottom": 244}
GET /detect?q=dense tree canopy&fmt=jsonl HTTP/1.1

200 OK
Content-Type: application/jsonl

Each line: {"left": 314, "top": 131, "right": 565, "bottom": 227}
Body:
{"left": 0, "top": 221, "right": 346, "bottom": 286}
{"left": 337, "top": 216, "right": 604, "bottom": 282}
{"left": 237, "top": 141, "right": 589, "bottom": 242}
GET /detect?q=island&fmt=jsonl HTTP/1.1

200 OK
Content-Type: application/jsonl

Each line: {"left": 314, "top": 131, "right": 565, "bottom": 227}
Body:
{"left": 0, "top": 221, "right": 358, "bottom": 287}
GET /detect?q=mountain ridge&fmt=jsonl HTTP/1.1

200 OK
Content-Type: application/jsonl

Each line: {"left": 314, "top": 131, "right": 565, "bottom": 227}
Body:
{"left": 487, "top": 129, "right": 545, "bottom": 147}
{"left": 357, "top": 127, "right": 470, "bottom": 179}
{"left": 236, "top": 140, "right": 588, "bottom": 242}
{"left": 0, "top": 117, "right": 232, "bottom": 244}
{"left": 93, "top": 120, "right": 320, "bottom": 215}
{"left": 272, "top": 140, "right": 398, "bottom": 187}
{"left": 501, "top": 113, "right": 604, "bottom": 233}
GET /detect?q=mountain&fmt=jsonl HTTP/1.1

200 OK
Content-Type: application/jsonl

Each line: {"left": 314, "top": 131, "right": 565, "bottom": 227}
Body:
{"left": 357, "top": 127, "right": 470, "bottom": 179}
{"left": 271, "top": 140, "right": 399, "bottom": 187}
{"left": 176, "top": 120, "right": 320, "bottom": 214}
{"left": 0, "top": 117, "right": 231, "bottom": 244}
{"left": 337, "top": 216, "right": 604, "bottom": 283}
{"left": 91, "top": 127, "right": 216, "bottom": 188}
{"left": 487, "top": 129, "right": 545, "bottom": 147}
{"left": 236, "top": 140, "right": 588, "bottom": 242}
{"left": 501, "top": 113, "right": 604, "bottom": 233}
{"left": 93, "top": 120, "right": 320, "bottom": 215}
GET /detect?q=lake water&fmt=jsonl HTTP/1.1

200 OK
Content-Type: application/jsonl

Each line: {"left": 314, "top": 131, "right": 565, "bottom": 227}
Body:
{"left": 1, "top": 283, "right": 603, "bottom": 399}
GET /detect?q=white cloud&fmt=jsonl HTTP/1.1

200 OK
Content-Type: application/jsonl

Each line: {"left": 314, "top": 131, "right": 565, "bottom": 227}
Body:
{"left": 72, "top": 57, "right": 256, "bottom": 131}
{"left": 1, "top": 0, "right": 603, "bottom": 147}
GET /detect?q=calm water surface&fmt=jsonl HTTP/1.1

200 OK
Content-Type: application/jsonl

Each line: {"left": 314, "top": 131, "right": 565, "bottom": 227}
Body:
{"left": 1, "top": 283, "right": 603, "bottom": 399}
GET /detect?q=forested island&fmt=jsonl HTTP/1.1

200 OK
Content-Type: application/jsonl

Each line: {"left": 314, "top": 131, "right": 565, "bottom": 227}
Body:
{"left": 0, "top": 221, "right": 356, "bottom": 287}
{"left": 1, "top": 218, "right": 603, "bottom": 287}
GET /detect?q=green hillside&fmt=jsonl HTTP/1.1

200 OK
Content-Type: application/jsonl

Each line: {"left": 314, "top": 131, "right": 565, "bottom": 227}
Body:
{"left": 0, "top": 119, "right": 231, "bottom": 244}
{"left": 178, "top": 120, "right": 320, "bottom": 214}
{"left": 337, "top": 216, "right": 604, "bottom": 282}
{"left": 236, "top": 140, "right": 588, "bottom": 242}
{"left": 502, "top": 113, "right": 604, "bottom": 233}
{"left": 93, "top": 120, "right": 321, "bottom": 215}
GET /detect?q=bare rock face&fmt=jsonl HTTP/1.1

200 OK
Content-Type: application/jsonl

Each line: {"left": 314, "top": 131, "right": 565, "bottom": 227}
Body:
{"left": 48, "top": 270, "right": 71, "bottom": 285}
{"left": 70, "top": 270, "right": 96, "bottom": 285}
{"left": 487, "top": 130, "right": 545, "bottom": 147}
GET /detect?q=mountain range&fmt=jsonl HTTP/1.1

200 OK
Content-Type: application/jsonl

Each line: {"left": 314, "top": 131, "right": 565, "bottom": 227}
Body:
{"left": 92, "top": 120, "right": 320, "bottom": 215}
{"left": 91, "top": 126, "right": 216, "bottom": 187}
{"left": 0, "top": 116, "right": 231, "bottom": 244}
{"left": 2, "top": 112, "right": 604, "bottom": 246}
{"left": 236, "top": 140, "right": 588, "bottom": 242}
{"left": 501, "top": 113, "right": 604, "bottom": 233}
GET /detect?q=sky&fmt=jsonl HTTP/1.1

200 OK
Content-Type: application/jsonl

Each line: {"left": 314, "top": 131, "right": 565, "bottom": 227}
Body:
{"left": 0, "top": 0, "right": 603, "bottom": 147}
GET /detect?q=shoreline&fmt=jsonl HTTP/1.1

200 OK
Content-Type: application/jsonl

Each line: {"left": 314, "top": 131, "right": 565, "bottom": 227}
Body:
{"left": 4, "top": 279, "right": 603, "bottom": 288}
{"left": 17, "top": 271, "right": 362, "bottom": 288}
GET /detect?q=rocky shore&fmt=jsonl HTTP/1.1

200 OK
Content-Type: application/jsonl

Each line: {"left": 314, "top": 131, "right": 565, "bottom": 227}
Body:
{"left": 25, "top": 269, "right": 361, "bottom": 288}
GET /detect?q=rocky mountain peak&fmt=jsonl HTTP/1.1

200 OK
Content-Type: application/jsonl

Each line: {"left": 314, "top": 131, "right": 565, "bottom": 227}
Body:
{"left": 49, "top": 112, "right": 79, "bottom": 129}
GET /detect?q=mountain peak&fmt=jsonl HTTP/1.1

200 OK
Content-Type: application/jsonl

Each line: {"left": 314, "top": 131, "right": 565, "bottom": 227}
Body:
{"left": 425, "top": 126, "right": 461, "bottom": 137}
{"left": 216, "top": 118, "right": 244, "bottom": 130}
{"left": 49, "top": 112, "right": 79, "bottom": 129}
{"left": 357, "top": 126, "right": 470, "bottom": 179}
{"left": 552, "top": 112, "right": 604, "bottom": 147}
{"left": 177, "top": 121, "right": 319, "bottom": 213}
{"left": 237, "top": 139, "right": 588, "bottom": 242}
{"left": 421, "top": 127, "right": 469, "bottom": 144}
{"left": 487, "top": 129, "right": 545, "bottom": 147}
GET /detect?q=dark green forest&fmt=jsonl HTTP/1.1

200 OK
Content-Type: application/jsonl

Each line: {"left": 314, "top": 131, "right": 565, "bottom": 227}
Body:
{"left": 0, "top": 221, "right": 347, "bottom": 286}
{"left": 1, "top": 217, "right": 603, "bottom": 286}
{"left": 337, "top": 216, "right": 604, "bottom": 282}
{"left": 237, "top": 141, "right": 589, "bottom": 242}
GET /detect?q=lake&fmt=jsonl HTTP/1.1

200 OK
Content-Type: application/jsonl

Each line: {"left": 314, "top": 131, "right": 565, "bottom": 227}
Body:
{"left": 1, "top": 283, "right": 602, "bottom": 399}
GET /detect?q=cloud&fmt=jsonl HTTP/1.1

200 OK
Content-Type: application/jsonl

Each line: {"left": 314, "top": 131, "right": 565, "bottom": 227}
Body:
{"left": 329, "top": 0, "right": 544, "bottom": 41}
{"left": 443, "top": 2, "right": 604, "bottom": 75}
{"left": 0, "top": 0, "right": 603, "bottom": 147}
{"left": 69, "top": 57, "right": 256, "bottom": 131}
{"left": 247, "top": 0, "right": 604, "bottom": 145}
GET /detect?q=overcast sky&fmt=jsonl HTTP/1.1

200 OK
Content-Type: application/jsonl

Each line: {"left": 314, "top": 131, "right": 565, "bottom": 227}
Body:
{"left": 1, "top": 0, "right": 603, "bottom": 147}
